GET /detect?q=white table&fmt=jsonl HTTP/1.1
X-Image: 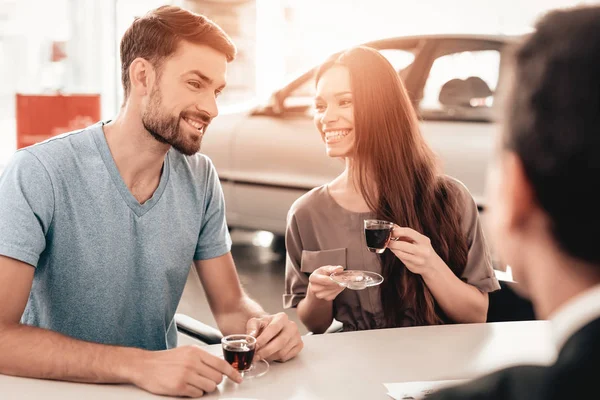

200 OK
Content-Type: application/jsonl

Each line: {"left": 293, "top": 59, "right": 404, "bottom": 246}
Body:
{"left": 0, "top": 321, "right": 556, "bottom": 399}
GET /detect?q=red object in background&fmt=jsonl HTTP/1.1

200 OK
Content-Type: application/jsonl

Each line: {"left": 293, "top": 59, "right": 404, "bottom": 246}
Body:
{"left": 15, "top": 94, "right": 101, "bottom": 149}
{"left": 50, "top": 41, "right": 67, "bottom": 62}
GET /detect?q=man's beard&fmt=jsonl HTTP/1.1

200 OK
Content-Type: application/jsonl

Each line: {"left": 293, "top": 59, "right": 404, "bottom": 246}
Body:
{"left": 141, "top": 88, "right": 207, "bottom": 156}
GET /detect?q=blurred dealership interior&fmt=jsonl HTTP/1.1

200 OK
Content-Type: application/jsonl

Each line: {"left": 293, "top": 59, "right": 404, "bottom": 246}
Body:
{"left": 1, "top": 0, "right": 598, "bottom": 151}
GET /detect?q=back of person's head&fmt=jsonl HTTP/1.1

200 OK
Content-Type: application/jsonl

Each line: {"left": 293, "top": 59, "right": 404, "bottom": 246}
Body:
{"left": 315, "top": 46, "right": 468, "bottom": 326}
{"left": 506, "top": 6, "right": 600, "bottom": 265}
{"left": 120, "top": 5, "right": 236, "bottom": 100}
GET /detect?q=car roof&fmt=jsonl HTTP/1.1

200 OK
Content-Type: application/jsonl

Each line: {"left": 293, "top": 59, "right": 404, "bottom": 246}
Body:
{"left": 275, "top": 33, "right": 522, "bottom": 98}
{"left": 363, "top": 33, "right": 521, "bottom": 49}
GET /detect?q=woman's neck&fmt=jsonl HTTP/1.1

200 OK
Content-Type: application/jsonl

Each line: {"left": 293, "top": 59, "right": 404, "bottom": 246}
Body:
{"left": 327, "top": 161, "right": 375, "bottom": 213}
{"left": 345, "top": 159, "right": 378, "bottom": 200}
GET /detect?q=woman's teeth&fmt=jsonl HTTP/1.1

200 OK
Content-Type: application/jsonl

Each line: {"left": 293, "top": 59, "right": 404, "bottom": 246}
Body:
{"left": 325, "top": 129, "right": 351, "bottom": 142}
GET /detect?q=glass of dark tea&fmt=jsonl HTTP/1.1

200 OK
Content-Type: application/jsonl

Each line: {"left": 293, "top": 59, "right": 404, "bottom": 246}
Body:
{"left": 364, "top": 219, "right": 395, "bottom": 253}
{"left": 221, "top": 334, "right": 269, "bottom": 379}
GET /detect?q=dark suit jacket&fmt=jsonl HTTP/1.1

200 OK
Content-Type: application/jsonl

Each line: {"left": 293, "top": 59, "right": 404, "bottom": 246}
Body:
{"left": 428, "top": 317, "right": 600, "bottom": 400}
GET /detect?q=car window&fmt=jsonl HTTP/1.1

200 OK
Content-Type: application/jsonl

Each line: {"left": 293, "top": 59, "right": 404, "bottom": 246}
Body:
{"left": 283, "top": 79, "right": 316, "bottom": 112}
{"left": 420, "top": 50, "right": 500, "bottom": 122}
{"left": 282, "top": 49, "right": 415, "bottom": 115}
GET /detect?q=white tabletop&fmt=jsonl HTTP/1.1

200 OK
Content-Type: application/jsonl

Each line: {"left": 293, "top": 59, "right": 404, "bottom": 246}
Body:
{"left": 0, "top": 321, "right": 556, "bottom": 400}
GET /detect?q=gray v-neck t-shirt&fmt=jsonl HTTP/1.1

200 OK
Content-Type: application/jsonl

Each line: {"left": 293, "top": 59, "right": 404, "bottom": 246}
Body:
{"left": 284, "top": 180, "right": 500, "bottom": 331}
{"left": 0, "top": 122, "right": 231, "bottom": 350}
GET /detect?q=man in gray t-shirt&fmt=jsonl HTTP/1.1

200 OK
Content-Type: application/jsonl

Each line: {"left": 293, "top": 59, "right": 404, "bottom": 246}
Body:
{"left": 0, "top": 6, "right": 302, "bottom": 399}
{"left": 2, "top": 122, "right": 229, "bottom": 351}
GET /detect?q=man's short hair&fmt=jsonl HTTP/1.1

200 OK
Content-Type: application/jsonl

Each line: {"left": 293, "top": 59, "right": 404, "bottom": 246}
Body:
{"left": 120, "top": 5, "right": 236, "bottom": 100}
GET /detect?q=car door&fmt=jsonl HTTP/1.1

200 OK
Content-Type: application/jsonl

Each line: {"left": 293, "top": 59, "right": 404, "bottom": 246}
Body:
{"left": 227, "top": 78, "right": 342, "bottom": 234}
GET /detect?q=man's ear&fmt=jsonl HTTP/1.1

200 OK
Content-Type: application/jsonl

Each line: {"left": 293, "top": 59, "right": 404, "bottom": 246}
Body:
{"left": 503, "top": 152, "right": 537, "bottom": 230}
{"left": 129, "top": 58, "right": 155, "bottom": 97}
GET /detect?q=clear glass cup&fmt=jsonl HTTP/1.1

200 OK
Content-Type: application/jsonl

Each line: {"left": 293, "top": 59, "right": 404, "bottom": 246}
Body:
{"left": 221, "top": 334, "right": 269, "bottom": 379}
{"left": 364, "top": 219, "right": 394, "bottom": 253}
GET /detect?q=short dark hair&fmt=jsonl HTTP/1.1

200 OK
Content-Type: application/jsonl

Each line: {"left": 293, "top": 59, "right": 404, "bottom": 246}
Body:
{"left": 120, "top": 5, "right": 236, "bottom": 100}
{"left": 505, "top": 6, "right": 600, "bottom": 264}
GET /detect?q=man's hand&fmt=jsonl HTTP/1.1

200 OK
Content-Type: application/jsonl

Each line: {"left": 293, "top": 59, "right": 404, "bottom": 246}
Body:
{"left": 246, "top": 313, "right": 303, "bottom": 363}
{"left": 130, "top": 345, "right": 242, "bottom": 398}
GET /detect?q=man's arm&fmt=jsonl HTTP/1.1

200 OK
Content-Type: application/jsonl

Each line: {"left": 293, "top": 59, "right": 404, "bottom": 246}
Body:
{"left": 195, "top": 253, "right": 304, "bottom": 362}
{"left": 0, "top": 255, "right": 138, "bottom": 383}
{"left": 194, "top": 252, "right": 267, "bottom": 336}
{"left": 0, "top": 255, "right": 241, "bottom": 396}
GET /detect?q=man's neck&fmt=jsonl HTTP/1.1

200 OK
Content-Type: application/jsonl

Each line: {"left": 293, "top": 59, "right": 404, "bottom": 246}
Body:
{"left": 523, "top": 238, "right": 600, "bottom": 319}
{"left": 103, "top": 108, "right": 170, "bottom": 191}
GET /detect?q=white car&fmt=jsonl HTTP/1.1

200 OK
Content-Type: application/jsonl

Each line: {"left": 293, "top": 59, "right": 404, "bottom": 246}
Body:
{"left": 202, "top": 34, "right": 520, "bottom": 238}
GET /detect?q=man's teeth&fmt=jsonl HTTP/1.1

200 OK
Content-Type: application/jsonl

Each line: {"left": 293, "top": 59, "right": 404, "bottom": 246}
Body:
{"left": 325, "top": 129, "right": 351, "bottom": 140}
{"left": 184, "top": 117, "right": 204, "bottom": 132}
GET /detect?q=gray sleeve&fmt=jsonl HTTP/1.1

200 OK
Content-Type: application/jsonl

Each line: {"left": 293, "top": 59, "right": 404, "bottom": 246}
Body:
{"left": 194, "top": 158, "right": 232, "bottom": 260}
{"left": 0, "top": 150, "right": 55, "bottom": 267}
{"left": 283, "top": 210, "right": 308, "bottom": 309}
{"left": 459, "top": 184, "right": 500, "bottom": 292}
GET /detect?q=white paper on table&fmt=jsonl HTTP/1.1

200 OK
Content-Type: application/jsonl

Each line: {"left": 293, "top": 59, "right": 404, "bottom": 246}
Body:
{"left": 384, "top": 379, "right": 468, "bottom": 399}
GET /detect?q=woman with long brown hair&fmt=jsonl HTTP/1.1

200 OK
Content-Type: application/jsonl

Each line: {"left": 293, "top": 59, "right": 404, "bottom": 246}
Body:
{"left": 283, "top": 46, "right": 500, "bottom": 333}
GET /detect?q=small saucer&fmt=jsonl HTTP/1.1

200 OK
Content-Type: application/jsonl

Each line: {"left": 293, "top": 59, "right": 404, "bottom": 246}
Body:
{"left": 330, "top": 270, "right": 384, "bottom": 290}
{"left": 241, "top": 358, "right": 269, "bottom": 379}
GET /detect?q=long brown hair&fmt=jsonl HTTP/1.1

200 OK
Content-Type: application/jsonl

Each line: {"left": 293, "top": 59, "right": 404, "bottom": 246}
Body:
{"left": 120, "top": 5, "right": 237, "bottom": 100}
{"left": 316, "top": 47, "right": 468, "bottom": 326}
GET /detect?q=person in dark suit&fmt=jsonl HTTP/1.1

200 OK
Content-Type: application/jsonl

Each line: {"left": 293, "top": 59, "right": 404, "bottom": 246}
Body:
{"left": 429, "top": 5, "right": 600, "bottom": 400}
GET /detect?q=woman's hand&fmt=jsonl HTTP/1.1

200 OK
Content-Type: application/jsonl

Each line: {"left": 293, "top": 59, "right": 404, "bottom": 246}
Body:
{"left": 307, "top": 265, "right": 346, "bottom": 301}
{"left": 387, "top": 226, "right": 443, "bottom": 277}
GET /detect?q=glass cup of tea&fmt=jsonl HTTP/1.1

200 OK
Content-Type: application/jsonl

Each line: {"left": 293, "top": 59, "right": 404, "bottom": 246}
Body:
{"left": 364, "top": 219, "right": 395, "bottom": 253}
{"left": 221, "top": 334, "right": 269, "bottom": 379}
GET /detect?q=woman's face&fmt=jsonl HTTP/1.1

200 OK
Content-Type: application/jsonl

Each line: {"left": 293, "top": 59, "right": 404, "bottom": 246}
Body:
{"left": 313, "top": 65, "right": 356, "bottom": 158}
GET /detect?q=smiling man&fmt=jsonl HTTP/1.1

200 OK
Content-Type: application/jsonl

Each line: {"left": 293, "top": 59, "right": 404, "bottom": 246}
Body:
{"left": 0, "top": 6, "right": 302, "bottom": 398}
